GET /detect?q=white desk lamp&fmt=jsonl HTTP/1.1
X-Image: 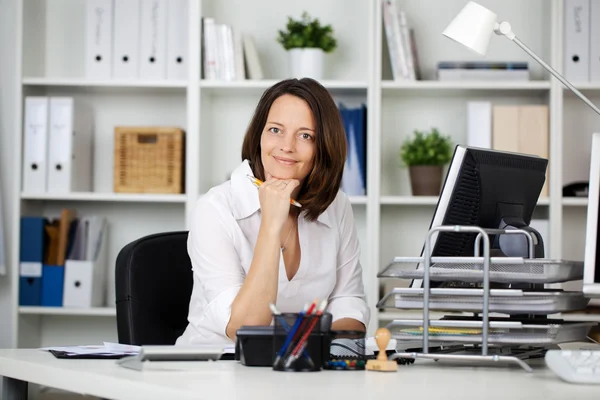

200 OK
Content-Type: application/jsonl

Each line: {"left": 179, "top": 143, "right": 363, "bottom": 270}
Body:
{"left": 443, "top": 1, "right": 600, "bottom": 116}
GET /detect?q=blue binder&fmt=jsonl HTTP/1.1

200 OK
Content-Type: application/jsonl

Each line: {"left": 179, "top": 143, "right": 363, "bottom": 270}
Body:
{"left": 19, "top": 217, "right": 46, "bottom": 306}
{"left": 41, "top": 264, "right": 65, "bottom": 307}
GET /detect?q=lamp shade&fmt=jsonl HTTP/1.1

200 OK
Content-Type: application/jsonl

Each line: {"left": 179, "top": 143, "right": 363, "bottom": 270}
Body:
{"left": 442, "top": 1, "right": 498, "bottom": 55}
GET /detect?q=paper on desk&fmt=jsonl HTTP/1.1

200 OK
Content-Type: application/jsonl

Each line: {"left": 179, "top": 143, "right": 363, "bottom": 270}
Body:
{"left": 41, "top": 342, "right": 141, "bottom": 356}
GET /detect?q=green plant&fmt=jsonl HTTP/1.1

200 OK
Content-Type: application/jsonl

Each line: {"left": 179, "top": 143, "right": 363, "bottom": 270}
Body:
{"left": 400, "top": 128, "right": 453, "bottom": 166}
{"left": 277, "top": 12, "right": 337, "bottom": 53}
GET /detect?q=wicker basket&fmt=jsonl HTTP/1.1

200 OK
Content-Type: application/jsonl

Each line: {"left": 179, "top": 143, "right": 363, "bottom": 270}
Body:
{"left": 113, "top": 126, "right": 185, "bottom": 194}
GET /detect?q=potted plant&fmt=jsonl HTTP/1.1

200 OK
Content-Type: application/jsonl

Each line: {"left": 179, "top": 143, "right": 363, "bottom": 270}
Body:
{"left": 277, "top": 12, "right": 337, "bottom": 80}
{"left": 400, "top": 128, "right": 453, "bottom": 196}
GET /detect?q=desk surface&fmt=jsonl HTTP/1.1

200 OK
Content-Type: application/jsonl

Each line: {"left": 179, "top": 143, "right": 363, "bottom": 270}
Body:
{"left": 1, "top": 349, "right": 599, "bottom": 400}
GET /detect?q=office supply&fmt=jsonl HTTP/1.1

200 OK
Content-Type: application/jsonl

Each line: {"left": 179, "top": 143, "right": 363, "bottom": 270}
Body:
{"left": 166, "top": 0, "right": 188, "bottom": 80}
{"left": 365, "top": 328, "right": 397, "bottom": 372}
{"left": 466, "top": 101, "right": 491, "bottom": 149}
{"left": 283, "top": 300, "right": 328, "bottom": 369}
{"left": 19, "top": 217, "right": 46, "bottom": 306}
{"left": 139, "top": 0, "right": 167, "bottom": 79}
{"left": 246, "top": 175, "right": 302, "bottom": 208}
{"left": 273, "top": 301, "right": 315, "bottom": 368}
{"left": 47, "top": 97, "right": 94, "bottom": 193}
{"left": 112, "top": 0, "right": 140, "bottom": 79}
{"left": 242, "top": 34, "right": 264, "bottom": 80}
{"left": 583, "top": 133, "right": 600, "bottom": 298}
{"left": 85, "top": 0, "right": 113, "bottom": 79}
{"left": 325, "top": 331, "right": 369, "bottom": 370}
{"left": 117, "top": 346, "right": 225, "bottom": 371}
{"left": 63, "top": 217, "right": 108, "bottom": 308}
{"left": 22, "top": 97, "right": 49, "bottom": 193}
{"left": 563, "top": 181, "right": 589, "bottom": 197}
{"left": 591, "top": 0, "right": 600, "bottom": 81}
{"left": 564, "top": 0, "right": 590, "bottom": 82}
{"left": 444, "top": 1, "right": 600, "bottom": 116}
{"left": 269, "top": 303, "right": 311, "bottom": 360}
{"left": 42, "top": 342, "right": 140, "bottom": 359}
{"left": 0, "top": 181, "right": 4, "bottom": 275}
{"left": 114, "top": 126, "right": 185, "bottom": 194}
{"left": 545, "top": 350, "right": 600, "bottom": 384}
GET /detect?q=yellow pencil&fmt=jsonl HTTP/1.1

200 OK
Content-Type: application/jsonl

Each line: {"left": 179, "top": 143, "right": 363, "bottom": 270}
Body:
{"left": 246, "top": 174, "right": 302, "bottom": 208}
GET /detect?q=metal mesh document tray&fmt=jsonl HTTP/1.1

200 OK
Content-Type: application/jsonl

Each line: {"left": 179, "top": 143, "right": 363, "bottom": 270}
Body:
{"left": 378, "top": 257, "right": 584, "bottom": 284}
{"left": 384, "top": 318, "right": 595, "bottom": 345}
{"left": 377, "top": 288, "right": 590, "bottom": 314}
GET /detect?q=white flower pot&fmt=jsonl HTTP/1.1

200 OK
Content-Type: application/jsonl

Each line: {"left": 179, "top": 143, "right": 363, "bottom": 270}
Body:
{"left": 289, "top": 48, "right": 324, "bottom": 80}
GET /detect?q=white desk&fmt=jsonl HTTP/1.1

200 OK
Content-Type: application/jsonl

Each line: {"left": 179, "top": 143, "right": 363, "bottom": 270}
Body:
{"left": 1, "top": 349, "right": 599, "bottom": 400}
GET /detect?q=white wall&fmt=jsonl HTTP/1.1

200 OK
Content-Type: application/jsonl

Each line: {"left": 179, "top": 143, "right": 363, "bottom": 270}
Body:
{"left": 0, "top": 0, "right": 17, "bottom": 349}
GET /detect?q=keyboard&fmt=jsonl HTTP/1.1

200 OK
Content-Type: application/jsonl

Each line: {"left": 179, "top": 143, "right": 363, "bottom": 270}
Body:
{"left": 545, "top": 350, "right": 600, "bottom": 384}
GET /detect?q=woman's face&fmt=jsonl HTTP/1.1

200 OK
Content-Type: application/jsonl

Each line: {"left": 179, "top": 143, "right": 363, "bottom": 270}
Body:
{"left": 260, "top": 94, "right": 316, "bottom": 183}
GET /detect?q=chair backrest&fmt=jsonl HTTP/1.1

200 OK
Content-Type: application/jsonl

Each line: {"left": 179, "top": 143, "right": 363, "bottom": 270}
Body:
{"left": 115, "top": 231, "right": 193, "bottom": 345}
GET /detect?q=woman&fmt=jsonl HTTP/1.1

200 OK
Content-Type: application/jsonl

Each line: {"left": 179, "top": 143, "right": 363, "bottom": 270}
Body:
{"left": 176, "top": 78, "right": 369, "bottom": 346}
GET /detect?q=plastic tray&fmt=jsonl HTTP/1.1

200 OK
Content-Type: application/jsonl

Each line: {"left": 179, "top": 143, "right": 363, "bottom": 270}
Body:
{"left": 385, "top": 318, "right": 595, "bottom": 345}
{"left": 378, "top": 257, "right": 584, "bottom": 284}
{"left": 380, "top": 288, "right": 590, "bottom": 314}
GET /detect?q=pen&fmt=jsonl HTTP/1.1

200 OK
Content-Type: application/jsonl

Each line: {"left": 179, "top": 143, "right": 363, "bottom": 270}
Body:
{"left": 246, "top": 174, "right": 302, "bottom": 208}
{"left": 269, "top": 303, "right": 313, "bottom": 366}
{"left": 284, "top": 300, "right": 328, "bottom": 368}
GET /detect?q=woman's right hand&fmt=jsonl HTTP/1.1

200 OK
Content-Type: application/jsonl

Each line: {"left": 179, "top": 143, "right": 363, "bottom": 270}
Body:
{"left": 258, "top": 174, "right": 300, "bottom": 233}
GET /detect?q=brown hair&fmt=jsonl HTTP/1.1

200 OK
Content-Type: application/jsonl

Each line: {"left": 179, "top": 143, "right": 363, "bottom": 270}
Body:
{"left": 241, "top": 78, "right": 347, "bottom": 221}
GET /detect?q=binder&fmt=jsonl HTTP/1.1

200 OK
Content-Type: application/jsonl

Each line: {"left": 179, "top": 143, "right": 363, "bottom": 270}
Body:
{"left": 112, "top": 0, "right": 140, "bottom": 79}
{"left": 518, "top": 106, "right": 550, "bottom": 197}
{"left": 564, "top": 0, "right": 590, "bottom": 82}
{"left": 590, "top": 0, "right": 600, "bottom": 81}
{"left": 139, "top": 0, "right": 167, "bottom": 79}
{"left": 492, "top": 105, "right": 520, "bottom": 153}
{"left": 467, "top": 101, "right": 492, "bottom": 149}
{"left": 47, "top": 98, "right": 94, "bottom": 193}
{"left": 19, "top": 217, "right": 46, "bottom": 306}
{"left": 23, "top": 97, "right": 49, "bottom": 193}
{"left": 85, "top": 0, "right": 114, "bottom": 79}
{"left": 166, "top": 0, "right": 188, "bottom": 80}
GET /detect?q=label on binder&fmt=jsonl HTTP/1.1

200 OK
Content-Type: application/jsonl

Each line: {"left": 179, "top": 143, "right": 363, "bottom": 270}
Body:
{"left": 20, "top": 262, "right": 42, "bottom": 278}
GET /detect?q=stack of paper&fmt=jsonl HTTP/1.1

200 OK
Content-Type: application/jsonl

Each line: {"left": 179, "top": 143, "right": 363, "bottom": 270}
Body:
{"left": 42, "top": 342, "right": 141, "bottom": 357}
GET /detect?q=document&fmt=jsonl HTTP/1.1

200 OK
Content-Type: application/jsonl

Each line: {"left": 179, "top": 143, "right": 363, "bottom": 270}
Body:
{"left": 41, "top": 342, "right": 141, "bottom": 357}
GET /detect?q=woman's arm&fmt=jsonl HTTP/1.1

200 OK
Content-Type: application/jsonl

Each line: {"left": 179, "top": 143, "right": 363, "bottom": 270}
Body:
{"left": 225, "top": 178, "right": 300, "bottom": 339}
{"left": 332, "top": 318, "right": 365, "bottom": 332}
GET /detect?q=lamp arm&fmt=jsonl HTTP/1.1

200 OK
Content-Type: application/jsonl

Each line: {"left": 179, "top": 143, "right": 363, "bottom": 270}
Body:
{"left": 511, "top": 36, "right": 600, "bottom": 116}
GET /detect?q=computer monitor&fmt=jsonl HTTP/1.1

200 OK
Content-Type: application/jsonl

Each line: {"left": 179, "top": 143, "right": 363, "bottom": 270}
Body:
{"left": 583, "top": 133, "right": 600, "bottom": 298}
{"left": 411, "top": 145, "right": 548, "bottom": 289}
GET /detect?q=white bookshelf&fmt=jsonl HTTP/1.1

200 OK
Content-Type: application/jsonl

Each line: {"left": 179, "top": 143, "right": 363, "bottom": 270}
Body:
{"left": 6, "top": 0, "right": 598, "bottom": 349}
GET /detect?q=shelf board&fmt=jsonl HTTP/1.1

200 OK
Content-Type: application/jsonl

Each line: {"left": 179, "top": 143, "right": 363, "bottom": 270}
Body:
{"left": 19, "top": 306, "right": 116, "bottom": 317}
{"left": 200, "top": 79, "right": 368, "bottom": 92}
{"left": 22, "top": 77, "right": 187, "bottom": 88}
{"left": 382, "top": 80, "right": 551, "bottom": 91}
{"left": 21, "top": 192, "right": 188, "bottom": 203}
{"left": 380, "top": 196, "right": 551, "bottom": 206}
{"left": 564, "top": 82, "right": 600, "bottom": 91}
{"left": 348, "top": 196, "right": 367, "bottom": 205}
{"left": 562, "top": 197, "right": 588, "bottom": 206}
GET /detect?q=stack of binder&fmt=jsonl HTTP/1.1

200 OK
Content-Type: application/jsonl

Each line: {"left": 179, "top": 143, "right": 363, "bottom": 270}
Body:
{"left": 564, "top": 0, "right": 600, "bottom": 82}
{"left": 86, "top": 0, "right": 188, "bottom": 80}
{"left": 19, "top": 213, "right": 107, "bottom": 308}
{"left": 22, "top": 97, "right": 93, "bottom": 194}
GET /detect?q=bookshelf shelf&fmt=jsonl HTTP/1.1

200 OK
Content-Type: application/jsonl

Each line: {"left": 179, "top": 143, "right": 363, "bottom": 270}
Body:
{"left": 348, "top": 196, "right": 368, "bottom": 205}
{"left": 20, "top": 192, "right": 188, "bottom": 203}
{"left": 19, "top": 307, "right": 117, "bottom": 317}
{"left": 381, "top": 80, "right": 551, "bottom": 92}
{"left": 22, "top": 77, "right": 188, "bottom": 89}
{"left": 200, "top": 79, "right": 368, "bottom": 93}
{"left": 562, "top": 198, "right": 588, "bottom": 207}
{"left": 380, "top": 196, "right": 551, "bottom": 206}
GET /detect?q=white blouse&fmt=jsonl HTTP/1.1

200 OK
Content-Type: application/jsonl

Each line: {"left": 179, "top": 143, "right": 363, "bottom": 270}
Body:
{"left": 175, "top": 160, "right": 370, "bottom": 346}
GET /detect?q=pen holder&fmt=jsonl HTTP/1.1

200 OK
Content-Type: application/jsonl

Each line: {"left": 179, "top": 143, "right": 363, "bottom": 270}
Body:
{"left": 325, "top": 330, "right": 367, "bottom": 370}
{"left": 272, "top": 312, "right": 330, "bottom": 372}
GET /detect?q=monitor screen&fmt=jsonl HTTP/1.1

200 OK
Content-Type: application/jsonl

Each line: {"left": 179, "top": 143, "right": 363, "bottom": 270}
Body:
{"left": 583, "top": 133, "right": 600, "bottom": 297}
{"left": 411, "top": 145, "right": 548, "bottom": 289}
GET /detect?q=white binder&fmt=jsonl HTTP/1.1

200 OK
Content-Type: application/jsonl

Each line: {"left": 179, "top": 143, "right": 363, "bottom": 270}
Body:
{"left": 112, "top": 0, "right": 140, "bottom": 79}
{"left": 467, "top": 101, "right": 492, "bottom": 149}
{"left": 564, "top": 0, "right": 590, "bottom": 82}
{"left": 23, "top": 97, "right": 49, "bottom": 193}
{"left": 139, "top": 0, "right": 167, "bottom": 79}
{"left": 85, "top": 0, "right": 114, "bottom": 79}
{"left": 590, "top": 0, "right": 600, "bottom": 81}
{"left": 166, "top": 0, "right": 188, "bottom": 80}
{"left": 47, "top": 98, "right": 94, "bottom": 193}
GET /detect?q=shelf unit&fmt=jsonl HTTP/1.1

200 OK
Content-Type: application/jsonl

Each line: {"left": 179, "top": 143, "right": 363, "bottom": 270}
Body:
{"left": 5, "top": 0, "right": 598, "bottom": 348}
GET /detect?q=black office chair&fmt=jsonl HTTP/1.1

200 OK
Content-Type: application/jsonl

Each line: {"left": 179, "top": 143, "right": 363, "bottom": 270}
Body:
{"left": 115, "top": 231, "right": 193, "bottom": 345}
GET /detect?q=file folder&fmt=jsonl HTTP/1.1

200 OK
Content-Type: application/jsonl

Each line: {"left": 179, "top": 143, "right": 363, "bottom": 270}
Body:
{"left": 41, "top": 265, "right": 65, "bottom": 307}
{"left": 19, "top": 217, "right": 46, "bottom": 306}
{"left": 166, "top": 0, "right": 188, "bottom": 80}
{"left": 590, "top": 0, "right": 600, "bottom": 81}
{"left": 85, "top": 0, "right": 114, "bottom": 79}
{"left": 47, "top": 97, "right": 94, "bottom": 193}
{"left": 564, "top": 0, "right": 590, "bottom": 81}
{"left": 113, "top": 0, "right": 140, "bottom": 79}
{"left": 140, "top": 0, "right": 167, "bottom": 79}
{"left": 23, "top": 97, "right": 49, "bottom": 193}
